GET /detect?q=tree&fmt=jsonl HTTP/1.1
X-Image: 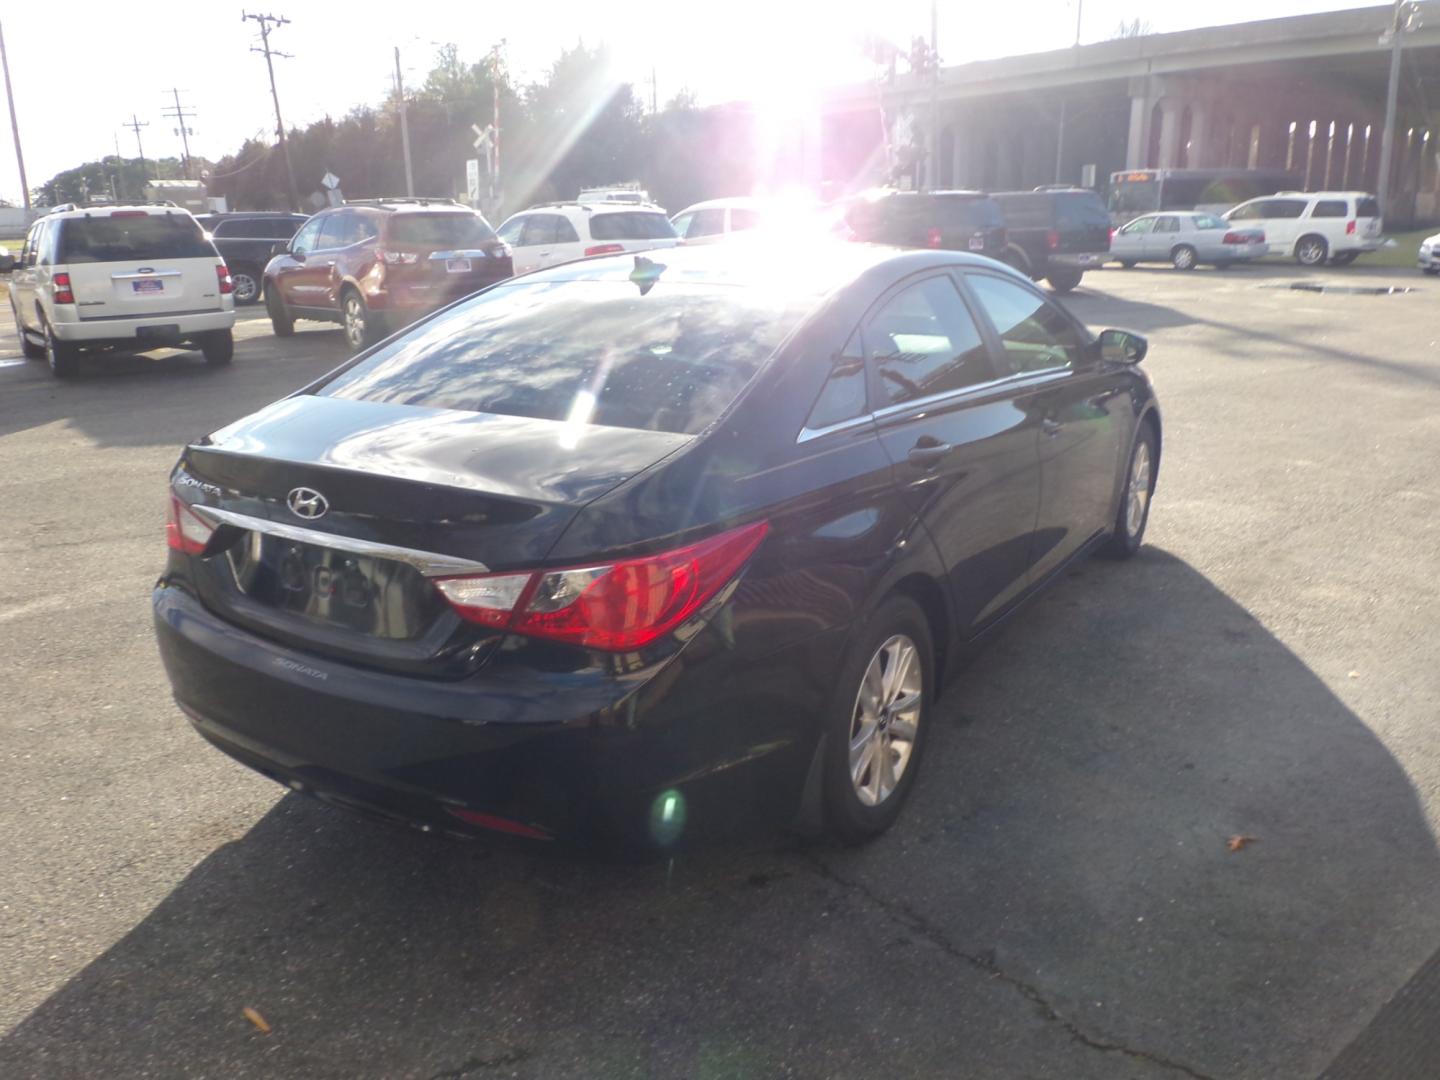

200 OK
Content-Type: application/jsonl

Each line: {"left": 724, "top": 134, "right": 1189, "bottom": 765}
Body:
{"left": 1110, "top": 17, "right": 1153, "bottom": 39}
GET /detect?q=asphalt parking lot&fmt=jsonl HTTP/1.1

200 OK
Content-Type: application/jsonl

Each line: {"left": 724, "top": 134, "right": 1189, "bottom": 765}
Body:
{"left": 2, "top": 260, "right": 1439, "bottom": 1079}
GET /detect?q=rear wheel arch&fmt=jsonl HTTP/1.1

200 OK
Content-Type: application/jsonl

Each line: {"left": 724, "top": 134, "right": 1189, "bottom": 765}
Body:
{"left": 885, "top": 572, "right": 951, "bottom": 694}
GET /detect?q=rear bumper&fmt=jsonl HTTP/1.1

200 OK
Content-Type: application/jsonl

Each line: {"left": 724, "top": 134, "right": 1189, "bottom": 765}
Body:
{"left": 1218, "top": 243, "right": 1269, "bottom": 261}
{"left": 364, "top": 275, "right": 510, "bottom": 316}
{"left": 1048, "top": 252, "right": 1106, "bottom": 269}
{"left": 1420, "top": 246, "right": 1438, "bottom": 270}
{"left": 1339, "top": 237, "right": 1385, "bottom": 254}
{"left": 152, "top": 583, "right": 825, "bottom": 846}
{"left": 55, "top": 308, "right": 235, "bottom": 344}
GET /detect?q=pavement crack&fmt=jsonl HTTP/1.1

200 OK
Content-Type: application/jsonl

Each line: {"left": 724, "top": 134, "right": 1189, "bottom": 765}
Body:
{"left": 426, "top": 1048, "right": 529, "bottom": 1079}
{"left": 800, "top": 851, "right": 1216, "bottom": 1080}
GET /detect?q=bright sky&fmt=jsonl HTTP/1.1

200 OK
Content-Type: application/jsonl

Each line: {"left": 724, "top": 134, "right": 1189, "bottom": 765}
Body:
{"left": 0, "top": 0, "right": 1363, "bottom": 203}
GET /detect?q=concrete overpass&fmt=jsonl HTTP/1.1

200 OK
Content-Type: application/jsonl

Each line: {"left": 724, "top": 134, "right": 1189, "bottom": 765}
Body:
{"left": 816, "top": 2, "right": 1440, "bottom": 225}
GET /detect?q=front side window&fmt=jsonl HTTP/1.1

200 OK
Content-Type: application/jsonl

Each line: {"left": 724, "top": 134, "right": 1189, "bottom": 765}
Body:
{"left": 317, "top": 212, "right": 358, "bottom": 249}
{"left": 967, "top": 274, "right": 1086, "bottom": 375}
{"left": 496, "top": 216, "right": 526, "bottom": 245}
{"left": 1227, "top": 201, "right": 1263, "bottom": 222}
{"left": 805, "top": 331, "right": 868, "bottom": 431}
{"left": 670, "top": 212, "right": 695, "bottom": 238}
{"left": 290, "top": 217, "right": 324, "bottom": 255}
{"left": 1261, "top": 199, "right": 1308, "bottom": 220}
{"left": 863, "top": 276, "right": 993, "bottom": 407}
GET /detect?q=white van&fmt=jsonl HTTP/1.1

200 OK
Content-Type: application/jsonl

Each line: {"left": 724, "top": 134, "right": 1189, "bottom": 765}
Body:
{"left": 1223, "top": 191, "right": 1382, "bottom": 266}
{"left": 9, "top": 205, "right": 236, "bottom": 378}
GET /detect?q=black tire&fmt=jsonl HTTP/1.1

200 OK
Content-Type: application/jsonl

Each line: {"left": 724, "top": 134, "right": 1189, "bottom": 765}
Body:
{"left": 1117, "top": 259, "right": 1136, "bottom": 269}
{"left": 42, "top": 318, "right": 79, "bottom": 379}
{"left": 822, "top": 594, "right": 934, "bottom": 845}
{"left": 200, "top": 329, "right": 234, "bottom": 366}
{"left": 1000, "top": 245, "right": 1033, "bottom": 278}
{"left": 13, "top": 301, "right": 44, "bottom": 359}
{"left": 1424, "top": 267, "right": 1440, "bottom": 276}
{"left": 1295, "top": 234, "right": 1328, "bottom": 267}
{"left": 1214, "top": 261, "right": 1234, "bottom": 270}
{"left": 230, "top": 266, "right": 262, "bottom": 305}
{"left": 1102, "top": 423, "right": 1158, "bottom": 559}
{"left": 266, "top": 286, "right": 294, "bottom": 337}
{"left": 1046, "top": 267, "right": 1084, "bottom": 293}
{"left": 1329, "top": 251, "right": 1359, "bottom": 266}
{"left": 341, "top": 288, "right": 378, "bottom": 354}
{"left": 1170, "top": 245, "right": 1198, "bottom": 271}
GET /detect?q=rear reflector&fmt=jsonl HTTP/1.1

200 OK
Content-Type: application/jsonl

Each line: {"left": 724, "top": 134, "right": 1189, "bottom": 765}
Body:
{"left": 584, "top": 243, "right": 625, "bottom": 257}
{"left": 216, "top": 263, "right": 234, "bottom": 294}
{"left": 166, "top": 495, "right": 215, "bottom": 555}
{"left": 53, "top": 272, "right": 75, "bottom": 305}
{"left": 444, "top": 807, "right": 554, "bottom": 840}
{"left": 435, "top": 520, "right": 770, "bottom": 651}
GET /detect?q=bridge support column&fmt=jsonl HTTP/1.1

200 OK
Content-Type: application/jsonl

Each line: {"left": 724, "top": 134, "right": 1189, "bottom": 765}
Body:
{"left": 1157, "top": 102, "right": 1183, "bottom": 168}
{"left": 1126, "top": 93, "right": 1154, "bottom": 168}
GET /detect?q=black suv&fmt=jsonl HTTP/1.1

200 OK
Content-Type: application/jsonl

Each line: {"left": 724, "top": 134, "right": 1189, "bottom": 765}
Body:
{"left": 842, "top": 191, "right": 1008, "bottom": 261}
{"left": 991, "top": 189, "right": 1111, "bottom": 293}
{"left": 195, "top": 213, "right": 309, "bottom": 305}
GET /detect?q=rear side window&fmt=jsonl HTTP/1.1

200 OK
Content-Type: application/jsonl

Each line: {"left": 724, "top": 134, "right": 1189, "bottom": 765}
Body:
{"left": 863, "top": 276, "right": 993, "bottom": 406}
{"left": 387, "top": 213, "right": 496, "bottom": 247}
{"left": 319, "top": 281, "right": 806, "bottom": 435}
{"left": 1194, "top": 215, "right": 1227, "bottom": 230}
{"left": 1261, "top": 199, "right": 1307, "bottom": 219}
{"left": 589, "top": 212, "right": 677, "bottom": 241}
{"left": 57, "top": 214, "right": 213, "bottom": 263}
{"left": 519, "top": 215, "right": 578, "bottom": 246}
{"left": 967, "top": 274, "right": 1085, "bottom": 375}
{"left": 805, "top": 331, "right": 868, "bottom": 431}
{"left": 1356, "top": 197, "right": 1380, "bottom": 218}
{"left": 1312, "top": 200, "right": 1347, "bottom": 218}
{"left": 994, "top": 193, "right": 1049, "bottom": 229}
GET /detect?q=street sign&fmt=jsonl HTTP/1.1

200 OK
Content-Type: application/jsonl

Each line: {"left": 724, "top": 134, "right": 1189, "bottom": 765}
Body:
{"left": 471, "top": 124, "right": 493, "bottom": 152}
{"left": 321, "top": 171, "right": 340, "bottom": 190}
{"left": 466, "top": 158, "right": 480, "bottom": 205}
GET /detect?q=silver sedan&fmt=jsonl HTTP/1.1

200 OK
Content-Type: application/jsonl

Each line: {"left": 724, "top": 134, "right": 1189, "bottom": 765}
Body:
{"left": 1110, "top": 212, "right": 1268, "bottom": 270}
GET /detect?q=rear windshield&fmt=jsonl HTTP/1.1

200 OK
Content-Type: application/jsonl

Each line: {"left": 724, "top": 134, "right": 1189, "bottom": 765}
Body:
{"left": 386, "top": 213, "right": 497, "bottom": 247}
{"left": 57, "top": 213, "right": 213, "bottom": 263}
{"left": 589, "top": 212, "right": 677, "bottom": 241}
{"left": 1357, "top": 197, "right": 1380, "bottom": 219}
{"left": 1053, "top": 193, "right": 1110, "bottom": 228}
{"left": 318, "top": 280, "right": 805, "bottom": 435}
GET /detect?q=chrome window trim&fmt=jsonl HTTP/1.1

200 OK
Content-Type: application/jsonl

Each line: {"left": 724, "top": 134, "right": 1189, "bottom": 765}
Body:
{"left": 188, "top": 505, "right": 490, "bottom": 578}
{"left": 870, "top": 368, "right": 1072, "bottom": 422}
{"left": 796, "top": 413, "right": 875, "bottom": 444}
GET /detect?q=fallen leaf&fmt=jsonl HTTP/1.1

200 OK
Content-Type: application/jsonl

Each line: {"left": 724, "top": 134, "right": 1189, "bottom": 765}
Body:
{"left": 243, "top": 1006, "right": 271, "bottom": 1034}
{"left": 1227, "top": 835, "right": 1258, "bottom": 853}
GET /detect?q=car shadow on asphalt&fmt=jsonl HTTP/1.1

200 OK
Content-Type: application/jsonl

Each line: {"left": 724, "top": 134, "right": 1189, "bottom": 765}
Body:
{"left": 3, "top": 550, "right": 1437, "bottom": 1080}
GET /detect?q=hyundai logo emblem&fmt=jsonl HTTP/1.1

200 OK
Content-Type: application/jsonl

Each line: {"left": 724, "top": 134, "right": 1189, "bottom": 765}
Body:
{"left": 286, "top": 487, "right": 329, "bottom": 520}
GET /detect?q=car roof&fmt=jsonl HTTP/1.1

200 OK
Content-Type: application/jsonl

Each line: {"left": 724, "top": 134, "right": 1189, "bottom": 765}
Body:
{"left": 673, "top": 197, "right": 763, "bottom": 215}
{"left": 511, "top": 238, "right": 1020, "bottom": 298}
{"left": 43, "top": 204, "right": 197, "bottom": 220}
{"left": 1273, "top": 191, "right": 1374, "bottom": 198}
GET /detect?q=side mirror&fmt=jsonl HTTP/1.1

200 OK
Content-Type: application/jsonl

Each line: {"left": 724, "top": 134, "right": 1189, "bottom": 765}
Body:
{"left": 1098, "top": 328, "right": 1147, "bottom": 365}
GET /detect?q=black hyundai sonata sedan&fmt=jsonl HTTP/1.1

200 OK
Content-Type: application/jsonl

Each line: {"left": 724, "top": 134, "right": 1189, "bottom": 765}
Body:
{"left": 154, "top": 242, "right": 1160, "bottom": 849}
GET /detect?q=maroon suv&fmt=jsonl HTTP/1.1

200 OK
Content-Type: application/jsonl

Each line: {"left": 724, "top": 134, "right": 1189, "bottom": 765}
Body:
{"left": 263, "top": 200, "right": 513, "bottom": 352}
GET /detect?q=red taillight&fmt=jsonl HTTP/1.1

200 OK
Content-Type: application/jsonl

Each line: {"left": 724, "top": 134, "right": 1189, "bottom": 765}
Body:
{"left": 165, "top": 495, "right": 215, "bottom": 555}
{"left": 926, "top": 227, "right": 943, "bottom": 249}
{"left": 435, "top": 521, "right": 770, "bottom": 651}
{"left": 1109, "top": 227, "right": 1116, "bottom": 245}
{"left": 1346, "top": 220, "right": 1356, "bottom": 235}
{"left": 378, "top": 249, "right": 418, "bottom": 265}
{"left": 444, "top": 807, "right": 553, "bottom": 840}
{"left": 53, "top": 272, "right": 74, "bottom": 305}
{"left": 1222, "top": 231, "right": 1244, "bottom": 245}
{"left": 216, "top": 263, "right": 234, "bottom": 295}
{"left": 1045, "top": 229, "right": 1060, "bottom": 251}
{"left": 584, "top": 243, "right": 625, "bottom": 257}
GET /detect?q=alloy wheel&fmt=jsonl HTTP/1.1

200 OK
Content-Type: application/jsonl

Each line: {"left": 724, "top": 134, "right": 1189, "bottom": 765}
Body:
{"left": 343, "top": 295, "right": 367, "bottom": 349}
{"left": 1126, "top": 440, "right": 1152, "bottom": 537}
{"left": 232, "top": 272, "right": 259, "bottom": 303}
{"left": 1297, "top": 239, "right": 1326, "bottom": 266}
{"left": 848, "top": 635, "right": 923, "bottom": 807}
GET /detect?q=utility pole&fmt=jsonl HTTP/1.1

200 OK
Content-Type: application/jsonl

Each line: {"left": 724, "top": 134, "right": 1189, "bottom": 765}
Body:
{"left": 243, "top": 10, "right": 300, "bottom": 212}
{"left": 649, "top": 66, "right": 658, "bottom": 114}
{"left": 0, "top": 17, "right": 29, "bottom": 209}
{"left": 1376, "top": 0, "right": 1417, "bottom": 220}
{"left": 925, "top": 0, "right": 938, "bottom": 191}
{"left": 490, "top": 41, "right": 504, "bottom": 210}
{"left": 1054, "top": 0, "right": 1084, "bottom": 184}
{"left": 394, "top": 47, "right": 414, "bottom": 197}
{"left": 162, "top": 89, "right": 197, "bottom": 180}
{"left": 123, "top": 114, "right": 150, "bottom": 183}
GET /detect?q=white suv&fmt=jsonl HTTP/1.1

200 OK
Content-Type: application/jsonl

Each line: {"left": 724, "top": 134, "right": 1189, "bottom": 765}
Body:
{"left": 1223, "top": 191, "right": 1382, "bottom": 266}
{"left": 495, "top": 202, "right": 680, "bottom": 275}
{"left": 9, "top": 204, "right": 236, "bottom": 378}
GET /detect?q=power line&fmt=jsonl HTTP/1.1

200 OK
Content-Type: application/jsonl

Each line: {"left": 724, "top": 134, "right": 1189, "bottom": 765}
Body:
{"left": 162, "top": 88, "right": 198, "bottom": 180}
{"left": 242, "top": 10, "right": 300, "bottom": 211}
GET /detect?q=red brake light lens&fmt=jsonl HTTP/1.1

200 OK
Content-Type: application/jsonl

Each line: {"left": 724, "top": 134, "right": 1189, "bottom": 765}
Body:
{"left": 435, "top": 521, "right": 770, "bottom": 651}
{"left": 166, "top": 495, "right": 215, "bottom": 555}
{"left": 53, "top": 272, "right": 74, "bottom": 305}
{"left": 1222, "top": 231, "right": 1244, "bottom": 245}
{"left": 216, "top": 263, "right": 234, "bottom": 294}
{"left": 1345, "top": 219, "right": 1356, "bottom": 235}
{"left": 926, "top": 227, "right": 943, "bottom": 249}
{"left": 584, "top": 243, "right": 625, "bottom": 257}
{"left": 1045, "top": 229, "right": 1061, "bottom": 251}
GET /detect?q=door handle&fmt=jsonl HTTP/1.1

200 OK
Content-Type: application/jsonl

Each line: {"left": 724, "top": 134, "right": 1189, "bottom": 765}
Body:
{"left": 907, "top": 439, "right": 953, "bottom": 468}
{"left": 1042, "top": 418, "right": 1063, "bottom": 437}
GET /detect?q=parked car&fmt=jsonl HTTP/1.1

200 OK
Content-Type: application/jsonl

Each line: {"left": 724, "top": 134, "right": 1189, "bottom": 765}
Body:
{"left": 578, "top": 185, "right": 653, "bottom": 206}
{"left": 1222, "top": 191, "right": 1382, "bottom": 266}
{"left": 842, "top": 190, "right": 1009, "bottom": 264}
{"left": 9, "top": 204, "right": 235, "bottom": 378}
{"left": 1418, "top": 231, "right": 1439, "bottom": 275}
{"left": 197, "top": 212, "right": 308, "bottom": 305}
{"left": 670, "top": 197, "right": 765, "bottom": 243}
{"left": 495, "top": 202, "right": 679, "bottom": 274}
{"left": 991, "top": 188, "right": 1113, "bottom": 292}
{"left": 153, "top": 242, "right": 1161, "bottom": 851}
{"left": 263, "top": 199, "right": 512, "bottom": 353}
{"left": 1109, "top": 212, "right": 1268, "bottom": 270}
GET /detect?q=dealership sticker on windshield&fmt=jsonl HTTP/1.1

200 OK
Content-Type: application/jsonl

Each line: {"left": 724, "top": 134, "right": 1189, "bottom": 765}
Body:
{"left": 132, "top": 279, "right": 164, "bottom": 294}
